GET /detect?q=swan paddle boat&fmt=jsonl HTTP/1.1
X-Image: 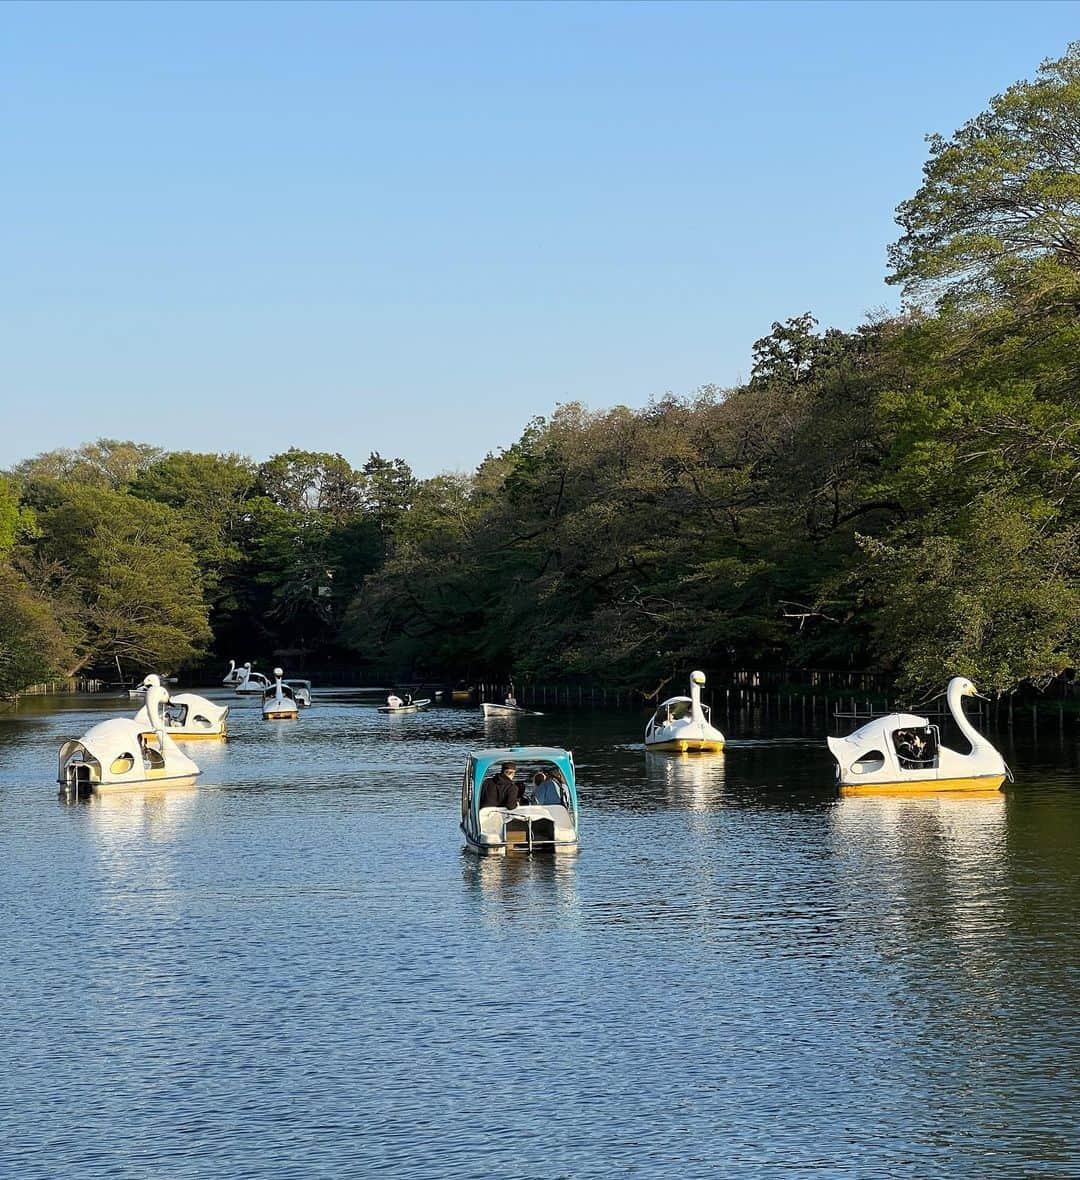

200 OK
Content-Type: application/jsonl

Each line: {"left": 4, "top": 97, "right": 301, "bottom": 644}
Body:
{"left": 58, "top": 676, "right": 201, "bottom": 796}
{"left": 133, "top": 674, "right": 228, "bottom": 739}
{"left": 283, "top": 678, "right": 312, "bottom": 707}
{"left": 645, "top": 670, "right": 725, "bottom": 753}
{"left": 262, "top": 669, "right": 299, "bottom": 720}
{"left": 235, "top": 663, "right": 272, "bottom": 695}
{"left": 827, "top": 676, "right": 1010, "bottom": 794}
{"left": 460, "top": 746, "right": 580, "bottom": 855}
{"left": 222, "top": 660, "right": 243, "bottom": 686}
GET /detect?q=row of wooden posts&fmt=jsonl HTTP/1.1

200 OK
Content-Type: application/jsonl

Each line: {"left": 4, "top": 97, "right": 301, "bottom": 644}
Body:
{"left": 479, "top": 680, "right": 1076, "bottom": 734}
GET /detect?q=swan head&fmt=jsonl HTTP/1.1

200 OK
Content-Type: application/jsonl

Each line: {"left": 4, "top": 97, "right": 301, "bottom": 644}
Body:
{"left": 691, "top": 670, "right": 706, "bottom": 686}
{"left": 950, "top": 676, "right": 986, "bottom": 700}
{"left": 142, "top": 674, "right": 162, "bottom": 688}
{"left": 274, "top": 667, "right": 284, "bottom": 677}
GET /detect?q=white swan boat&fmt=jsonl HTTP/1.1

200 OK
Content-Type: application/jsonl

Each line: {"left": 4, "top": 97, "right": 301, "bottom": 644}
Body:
{"left": 262, "top": 669, "right": 299, "bottom": 720}
{"left": 133, "top": 674, "right": 228, "bottom": 739}
{"left": 234, "top": 664, "right": 271, "bottom": 695}
{"left": 827, "top": 676, "right": 1010, "bottom": 794}
{"left": 222, "top": 660, "right": 243, "bottom": 686}
{"left": 58, "top": 676, "right": 201, "bottom": 796}
{"left": 460, "top": 746, "right": 580, "bottom": 855}
{"left": 283, "top": 679, "right": 312, "bottom": 707}
{"left": 645, "top": 671, "right": 725, "bottom": 753}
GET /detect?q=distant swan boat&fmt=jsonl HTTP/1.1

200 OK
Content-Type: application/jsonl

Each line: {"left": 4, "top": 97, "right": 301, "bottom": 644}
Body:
{"left": 645, "top": 671, "right": 725, "bottom": 753}
{"left": 133, "top": 674, "right": 228, "bottom": 739}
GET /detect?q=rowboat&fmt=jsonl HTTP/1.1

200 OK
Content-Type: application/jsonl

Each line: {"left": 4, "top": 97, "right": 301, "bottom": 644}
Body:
{"left": 378, "top": 698, "right": 431, "bottom": 714}
{"left": 481, "top": 701, "right": 543, "bottom": 717}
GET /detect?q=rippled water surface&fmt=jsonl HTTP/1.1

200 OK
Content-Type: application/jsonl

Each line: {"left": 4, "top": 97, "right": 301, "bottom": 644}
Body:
{"left": 2, "top": 690, "right": 1079, "bottom": 1178}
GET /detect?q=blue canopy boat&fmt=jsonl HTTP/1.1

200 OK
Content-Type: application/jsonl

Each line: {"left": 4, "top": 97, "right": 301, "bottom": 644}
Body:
{"left": 460, "top": 746, "right": 581, "bottom": 855}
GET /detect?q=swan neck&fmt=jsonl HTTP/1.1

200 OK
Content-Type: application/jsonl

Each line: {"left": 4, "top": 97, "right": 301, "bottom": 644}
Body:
{"left": 949, "top": 685, "right": 983, "bottom": 749}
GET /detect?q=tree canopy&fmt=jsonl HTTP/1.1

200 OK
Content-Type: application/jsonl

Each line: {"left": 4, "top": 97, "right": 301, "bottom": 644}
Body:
{"left": 3, "top": 44, "right": 1077, "bottom": 699}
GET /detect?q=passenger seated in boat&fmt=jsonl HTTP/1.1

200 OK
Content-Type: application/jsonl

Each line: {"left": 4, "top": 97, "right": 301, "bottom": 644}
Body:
{"left": 479, "top": 762, "right": 521, "bottom": 810}
{"left": 529, "top": 770, "right": 562, "bottom": 806}
{"left": 894, "top": 727, "right": 935, "bottom": 768}
{"left": 387, "top": 693, "right": 403, "bottom": 709}
{"left": 505, "top": 693, "right": 517, "bottom": 707}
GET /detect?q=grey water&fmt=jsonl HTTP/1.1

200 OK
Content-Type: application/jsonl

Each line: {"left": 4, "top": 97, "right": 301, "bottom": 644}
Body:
{"left": 2, "top": 690, "right": 1079, "bottom": 1178}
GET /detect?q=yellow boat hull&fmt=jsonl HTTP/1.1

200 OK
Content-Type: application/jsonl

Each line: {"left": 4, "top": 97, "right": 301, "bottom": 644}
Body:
{"left": 840, "top": 774, "right": 1005, "bottom": 797}
{"left": 646, "top": 739, "right": 725, "bottom": 754}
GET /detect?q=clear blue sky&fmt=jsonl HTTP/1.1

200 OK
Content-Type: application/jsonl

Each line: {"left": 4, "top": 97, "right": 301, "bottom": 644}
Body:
{"left": 2, "top": 1, "right": 1077, "bottom": 476}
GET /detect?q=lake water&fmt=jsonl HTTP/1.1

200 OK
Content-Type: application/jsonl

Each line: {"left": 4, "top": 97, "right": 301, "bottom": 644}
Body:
{"left": 2, "top": 690, "right": 1079, "bottom": 1178}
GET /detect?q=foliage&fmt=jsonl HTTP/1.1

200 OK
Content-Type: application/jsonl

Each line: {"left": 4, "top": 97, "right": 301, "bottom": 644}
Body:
{"left": 30, "top": 483, "right": 212, "bottom": 675}
{"left": 4, "top": 45, "right": 1079, "bottom": 697}
{"left": 0, "top": 564, "right": 73, "bottom": 698}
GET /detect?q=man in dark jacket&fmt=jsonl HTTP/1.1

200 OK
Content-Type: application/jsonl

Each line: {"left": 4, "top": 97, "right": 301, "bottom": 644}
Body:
{"left": 479, "top": 762, "right": 520, "bottom": 809}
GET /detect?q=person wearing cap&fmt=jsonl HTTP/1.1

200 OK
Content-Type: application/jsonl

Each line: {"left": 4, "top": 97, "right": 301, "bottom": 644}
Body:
{"left": 479, "top": 761, "right": 521, "bottom": 809}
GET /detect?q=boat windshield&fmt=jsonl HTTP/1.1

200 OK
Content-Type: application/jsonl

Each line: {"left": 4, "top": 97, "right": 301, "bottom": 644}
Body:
{"left": 652, "top": 700, "right": 692, "bottom": 725}
{"left": 476, "top": 760, "right": 572, "bottom": 808}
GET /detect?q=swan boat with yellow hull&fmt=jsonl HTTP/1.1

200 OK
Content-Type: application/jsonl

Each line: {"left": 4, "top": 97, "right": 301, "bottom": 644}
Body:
{"left": 827, "top": 677, "right": 1010, "bottom": 795}
{"left": 644, "top": 671, "right": 725, "bottom": 753}
{"left": 133, "top": 676, "right": 228, "bottom": 739}
{"left": 58, "top": 675, "right": 201, "bottom": 796}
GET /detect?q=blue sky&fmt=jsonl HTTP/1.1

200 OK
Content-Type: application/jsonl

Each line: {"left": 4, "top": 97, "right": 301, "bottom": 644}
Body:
{"left": 2, "top": 1, "right": 1078, "bottom": 476}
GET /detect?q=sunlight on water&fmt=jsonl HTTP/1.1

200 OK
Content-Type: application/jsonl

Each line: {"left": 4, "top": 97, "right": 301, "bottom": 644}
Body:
{"left": 1, "top": 690, "right": 1079, "bottom": 1177}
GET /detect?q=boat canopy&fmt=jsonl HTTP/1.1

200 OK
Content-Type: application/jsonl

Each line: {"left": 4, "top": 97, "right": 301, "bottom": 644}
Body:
{"left": 651, "top": 696, "right": 695, "bottom": 722}
{"left": 464, "top": 746, "right": 578, "bottom": 828}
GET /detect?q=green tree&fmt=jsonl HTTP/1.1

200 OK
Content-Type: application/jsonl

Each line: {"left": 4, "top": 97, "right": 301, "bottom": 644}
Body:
{"left": 889, "top": 42, "right": 1080, "bottom": 311}
{"left": 32, "top": 483, "right": 211, "bottom": 674}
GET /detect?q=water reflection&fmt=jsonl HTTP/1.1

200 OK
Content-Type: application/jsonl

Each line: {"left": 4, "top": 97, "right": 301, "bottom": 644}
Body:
{"left": 644, "top": 751, "right": 726, "bottom": 811}
{"left": 3, "top": 693, "right": 1080, "bottom": 1178}
{"left": 460, "top": 849, "right": 581, "bottom": 925}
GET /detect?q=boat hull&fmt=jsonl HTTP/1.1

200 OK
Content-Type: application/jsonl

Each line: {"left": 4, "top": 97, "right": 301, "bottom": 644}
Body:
{"left": 840, "top": 774, "right": 1006, "bottom": 796}
{"left": 462, "top": 831, "right": 580, "bottom": 856}
{"left": 60, "top": 771, "right": 201, "bottom": 793}
{"left": 645, "top": 738, "right": 724, "bottom": 753}
{"left": 263, "top": 710, "right": 297, "bottom": 720}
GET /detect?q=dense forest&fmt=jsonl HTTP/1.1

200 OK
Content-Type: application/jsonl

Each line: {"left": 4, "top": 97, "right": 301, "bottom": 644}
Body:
{"left": 2, "top": 46, "right": 1078, "bottom": 699}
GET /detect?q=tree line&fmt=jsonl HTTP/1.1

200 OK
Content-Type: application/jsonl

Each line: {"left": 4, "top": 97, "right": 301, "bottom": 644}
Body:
{"left": 2, "top": 45, "right": 1078, "bottom": 699}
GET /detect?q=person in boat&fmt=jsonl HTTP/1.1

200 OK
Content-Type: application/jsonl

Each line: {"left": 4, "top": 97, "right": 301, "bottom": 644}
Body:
{"left": 479, "top": 761, "right": 521, "bottom": 810}
{"left": 387, "top": 692, "right": 403, "bottom": 709}
{"left": 505, "top": 691, "right": 517, "bottom": 707}
{"left": 529, "top": 770, "right": 563, "bottom": 806}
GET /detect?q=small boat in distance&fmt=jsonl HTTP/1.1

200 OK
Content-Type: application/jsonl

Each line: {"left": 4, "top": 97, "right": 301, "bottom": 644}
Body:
{"left": 222, "top": 660, "right": 243, "bottom": 686}
{"left": 645, "top": 671, "right": 725, "bottom": 753}
{"left": 262, "top": 669, "right": 299, "bottom": 720}
{"left": 379, "top": 692, "right": 431, "bottom": 714}
{"left": 481, "top": 701, "right": 543, "bottom": 717}
{"left": 827, "top": 676, "right": 1010, "bottom": 794}
{"left": 133, "top": 674, "right": 228, "bottom": 739}
{"left": 460, "top": 746, "right": 580, "bottom": 855}
{"left": 235, "top": 664, "right": 272, "bottom": 695}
